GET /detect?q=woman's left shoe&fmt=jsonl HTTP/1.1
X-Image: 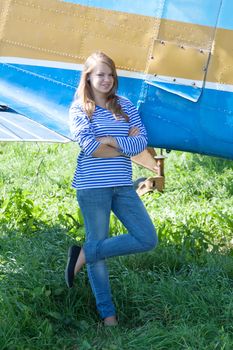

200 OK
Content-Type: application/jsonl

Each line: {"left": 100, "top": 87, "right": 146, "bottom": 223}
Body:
{"left": 104, "top": 316, "right": 118, "bottom": 327}
{"left": 65, "top": 245, "right": 81, "bottom": 288}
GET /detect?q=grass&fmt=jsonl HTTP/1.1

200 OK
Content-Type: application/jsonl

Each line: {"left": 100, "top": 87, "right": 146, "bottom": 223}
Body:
{"left": 0, "top": 142, "right": 233, "bottom": 349}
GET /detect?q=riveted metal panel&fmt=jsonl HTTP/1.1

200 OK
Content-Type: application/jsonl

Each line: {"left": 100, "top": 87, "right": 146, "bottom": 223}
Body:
{"left": 207, "top": 27, "right": 233, "bottom": 86}
{"left": 145, "top": 0, "right": 223, "bottom": 101}
{"left": 148, "top": 40, "right": 209, "bottom": 82}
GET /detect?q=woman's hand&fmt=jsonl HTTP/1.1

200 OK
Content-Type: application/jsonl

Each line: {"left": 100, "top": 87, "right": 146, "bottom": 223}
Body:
{"left": 128, "top": 126, "right": 140, "bottom": 137}
{"left": 96, "top": 127, "right": 140, "bottom": 150}
{"left": 96, "top": 136, "right": 118, "bottom": 148}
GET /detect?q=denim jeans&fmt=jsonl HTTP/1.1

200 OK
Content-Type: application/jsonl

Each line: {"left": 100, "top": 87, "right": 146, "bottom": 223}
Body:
{"left": 77, "top": 185, "right": 158, "bottom": 319}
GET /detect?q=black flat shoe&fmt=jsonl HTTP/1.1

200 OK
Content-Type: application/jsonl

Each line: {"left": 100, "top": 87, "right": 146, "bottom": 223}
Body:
{"left": 65, "top": 245, "right": 81, "bottom": 288}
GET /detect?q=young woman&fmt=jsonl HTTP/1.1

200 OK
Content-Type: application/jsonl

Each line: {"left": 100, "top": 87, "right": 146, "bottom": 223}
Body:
{"left": 65, "top": 51, "right": 158, "bottom": 326}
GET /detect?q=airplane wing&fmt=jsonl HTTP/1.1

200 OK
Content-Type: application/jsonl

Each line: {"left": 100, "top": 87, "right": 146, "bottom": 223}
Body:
{"left": 0, "top": 106, "right": 70, "bottom": 142}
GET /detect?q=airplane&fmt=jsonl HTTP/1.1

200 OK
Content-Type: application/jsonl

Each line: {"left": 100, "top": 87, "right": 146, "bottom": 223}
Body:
{"left": 0, "top": 0, "right": 233, "bottom": 193}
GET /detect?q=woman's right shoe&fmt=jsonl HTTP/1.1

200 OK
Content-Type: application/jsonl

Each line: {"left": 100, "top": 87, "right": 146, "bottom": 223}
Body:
{"left": 65, "top": 245, "right": 81, "bottom": 288}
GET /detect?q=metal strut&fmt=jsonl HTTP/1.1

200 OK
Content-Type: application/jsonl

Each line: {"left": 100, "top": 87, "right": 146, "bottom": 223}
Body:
{"left": 132, "top": 148, "right": 165, "bottom": 196}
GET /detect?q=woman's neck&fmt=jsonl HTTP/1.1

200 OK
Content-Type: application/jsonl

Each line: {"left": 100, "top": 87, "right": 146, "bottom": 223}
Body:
{"left": 93, "top": 93, "right": 107, "bottom": 109}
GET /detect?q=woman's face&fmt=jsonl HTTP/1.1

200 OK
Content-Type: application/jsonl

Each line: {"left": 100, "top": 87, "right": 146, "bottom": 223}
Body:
{"left": 89, "top": 62, "right": 114, "bottom": 97}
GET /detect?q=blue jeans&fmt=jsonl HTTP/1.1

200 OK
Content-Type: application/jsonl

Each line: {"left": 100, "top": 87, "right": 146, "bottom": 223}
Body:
{"left": 77, "top": 186, "right": 158, "bottom": 319}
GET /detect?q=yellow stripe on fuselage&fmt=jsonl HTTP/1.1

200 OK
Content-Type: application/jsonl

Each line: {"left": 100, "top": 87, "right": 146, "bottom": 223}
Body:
{"left": 0, "top": 0, "right": 233, "bottom": 85}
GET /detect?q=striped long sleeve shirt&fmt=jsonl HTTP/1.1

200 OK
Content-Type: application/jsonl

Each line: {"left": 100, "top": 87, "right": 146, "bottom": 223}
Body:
{"left": 69, "top": 96, "right": 148, "bottom": 189}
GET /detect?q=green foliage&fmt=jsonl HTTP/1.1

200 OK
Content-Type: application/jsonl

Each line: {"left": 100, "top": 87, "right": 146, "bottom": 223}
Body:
{"left": 0, "top": 188, "right": 43, "bottom": 234}
{"left": 0, "top": 143, "right": 233, "bottom": 349}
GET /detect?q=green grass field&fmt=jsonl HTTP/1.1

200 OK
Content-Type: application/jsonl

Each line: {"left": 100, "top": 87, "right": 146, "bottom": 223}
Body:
{"left": 0, "top": 142, "right": 233, "bottom": 350}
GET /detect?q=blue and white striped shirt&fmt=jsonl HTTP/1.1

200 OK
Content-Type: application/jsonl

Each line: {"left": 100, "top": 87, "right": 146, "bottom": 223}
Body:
{"left": 69, "top": 96, "right": 147, "bottom": 189}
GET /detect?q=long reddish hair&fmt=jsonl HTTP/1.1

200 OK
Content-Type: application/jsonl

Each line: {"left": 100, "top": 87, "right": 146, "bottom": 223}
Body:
{"left": 75, "top": 51, "right": 128, "bottom": 121}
